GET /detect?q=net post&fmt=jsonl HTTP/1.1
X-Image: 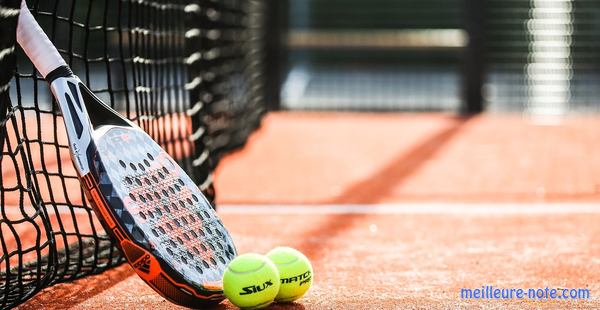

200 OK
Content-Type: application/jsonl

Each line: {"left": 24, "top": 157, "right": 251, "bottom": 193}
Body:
{"left": 264, "top": 0, "right": 288, "bottom": 111}
{"left": 462, "top": 0, "right": 486, "bottom": 114}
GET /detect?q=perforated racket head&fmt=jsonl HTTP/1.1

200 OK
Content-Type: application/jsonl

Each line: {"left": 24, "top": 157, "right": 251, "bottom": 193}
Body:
{"left": 85, "top": 126, "right": 236, "bottom": 306}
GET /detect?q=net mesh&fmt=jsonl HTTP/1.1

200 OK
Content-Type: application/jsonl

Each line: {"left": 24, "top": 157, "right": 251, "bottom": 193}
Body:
{"left": 0, "top": 0, "right": 266, "bottom": 308}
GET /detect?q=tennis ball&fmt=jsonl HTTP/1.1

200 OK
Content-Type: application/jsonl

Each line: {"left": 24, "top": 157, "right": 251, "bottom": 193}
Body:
{"left": 266, "top": 247, "right": 313, "bottom": 302}
{"left": 223, "top": 253, "right": 280, "bottom": 309}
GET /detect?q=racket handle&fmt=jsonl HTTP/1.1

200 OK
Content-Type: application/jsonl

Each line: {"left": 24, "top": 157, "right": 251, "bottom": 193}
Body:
{"left": 16, "top": 0, "right": 67, "bottom": 78}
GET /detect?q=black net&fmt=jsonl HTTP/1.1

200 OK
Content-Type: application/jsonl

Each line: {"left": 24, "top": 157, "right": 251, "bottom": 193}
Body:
{"left": 188, "top": 0, "right": 266, "bottom": 163}
{"left": 0, "top": 0, "right": 266, "bottom": 308}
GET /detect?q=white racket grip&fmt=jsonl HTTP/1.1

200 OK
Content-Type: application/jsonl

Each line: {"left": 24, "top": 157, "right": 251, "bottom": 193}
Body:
{"left": 16, "top": 0, "right": 67, "bottom": 78}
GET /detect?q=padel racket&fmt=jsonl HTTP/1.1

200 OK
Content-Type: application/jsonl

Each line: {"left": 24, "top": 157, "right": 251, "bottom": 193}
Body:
{"left": 16, "top": 1, "right": 236, "bottom": 307}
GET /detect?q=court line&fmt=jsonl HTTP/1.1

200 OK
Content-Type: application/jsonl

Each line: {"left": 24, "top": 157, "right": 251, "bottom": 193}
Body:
{"left": 219, "top": 203, "right": 600, "bottom": 215}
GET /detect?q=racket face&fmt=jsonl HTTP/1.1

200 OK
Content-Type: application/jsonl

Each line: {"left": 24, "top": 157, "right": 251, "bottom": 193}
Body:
{"left": 85, "top": 126, "right": 236, "bottom": 304}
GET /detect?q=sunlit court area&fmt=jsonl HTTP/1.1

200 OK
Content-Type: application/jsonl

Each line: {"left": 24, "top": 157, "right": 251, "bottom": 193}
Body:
{"left": 1, "top": 0, "right": 599, "bottom": 309}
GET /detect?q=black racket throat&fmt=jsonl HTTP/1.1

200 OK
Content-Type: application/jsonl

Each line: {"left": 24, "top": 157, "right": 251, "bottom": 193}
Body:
{"left": 48, "top": 65, "right": 131, "bottom": 129}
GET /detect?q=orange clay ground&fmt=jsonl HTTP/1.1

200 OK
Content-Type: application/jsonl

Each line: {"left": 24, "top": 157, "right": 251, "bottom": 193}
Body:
{"left": 17, "top": 113, "right": 600, "bottom": 309}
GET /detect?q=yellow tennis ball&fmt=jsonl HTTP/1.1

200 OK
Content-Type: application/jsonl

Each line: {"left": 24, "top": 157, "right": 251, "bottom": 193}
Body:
{"left": 223, "top": 253, "right": 280, "bottom": 309}
{"left": 266, "top": 247, "right": 313, "bottom": 302}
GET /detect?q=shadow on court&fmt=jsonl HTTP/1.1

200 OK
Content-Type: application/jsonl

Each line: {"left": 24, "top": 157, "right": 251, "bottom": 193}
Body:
{"left": 294, "top": 116, "right": 473, "bottom": 259}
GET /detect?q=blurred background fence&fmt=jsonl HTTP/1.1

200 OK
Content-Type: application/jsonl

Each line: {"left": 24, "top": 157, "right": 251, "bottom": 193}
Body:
{"left": 264, "top": 0, "right": 600, "bottom": 114}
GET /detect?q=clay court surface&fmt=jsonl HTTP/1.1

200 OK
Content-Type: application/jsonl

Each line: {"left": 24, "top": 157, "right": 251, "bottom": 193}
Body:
{"left": 16, "top": 112, "right": 600, "bottom": 309}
